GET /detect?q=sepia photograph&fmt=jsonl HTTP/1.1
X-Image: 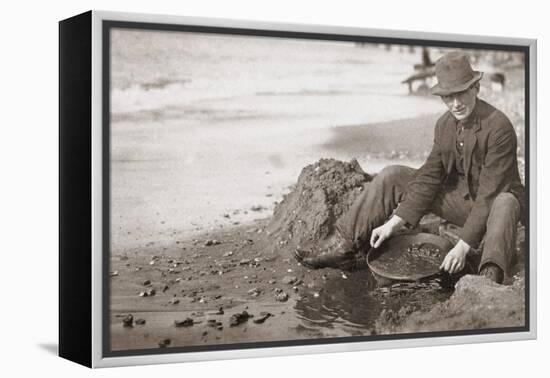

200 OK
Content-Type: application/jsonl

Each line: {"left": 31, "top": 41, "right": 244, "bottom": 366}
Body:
{"left": 105, "top": 24, "right": 529, "bottom": 354}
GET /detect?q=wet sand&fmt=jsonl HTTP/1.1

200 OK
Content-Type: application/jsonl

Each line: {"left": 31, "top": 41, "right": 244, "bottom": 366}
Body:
{"left": 110, "top": 217, "right": 525, "bottom": 351}
{"left": 110, "top": 220, "right": 380, "bottom": 351}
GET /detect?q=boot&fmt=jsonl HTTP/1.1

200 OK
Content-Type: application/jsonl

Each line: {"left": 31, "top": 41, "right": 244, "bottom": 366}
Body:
{"left": 294, "top": 232, "right": 366, "bottom": 271}
{"left": 479, "top": 263, "right": 504, "bottom": 284}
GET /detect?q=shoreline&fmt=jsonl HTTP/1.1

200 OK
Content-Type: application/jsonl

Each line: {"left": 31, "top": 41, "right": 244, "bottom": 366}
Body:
{"left": 110, "top": 111, "right": 440, "bottom": 252}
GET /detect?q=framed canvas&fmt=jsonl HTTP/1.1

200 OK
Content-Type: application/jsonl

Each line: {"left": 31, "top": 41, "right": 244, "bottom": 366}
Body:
{"left": 59, "top": 10, "right": 537, "bottom": 368}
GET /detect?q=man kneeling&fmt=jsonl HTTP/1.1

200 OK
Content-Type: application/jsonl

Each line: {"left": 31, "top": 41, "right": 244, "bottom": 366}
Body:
{"left": 294, "top": 52, "right": 524, "bottom": 284}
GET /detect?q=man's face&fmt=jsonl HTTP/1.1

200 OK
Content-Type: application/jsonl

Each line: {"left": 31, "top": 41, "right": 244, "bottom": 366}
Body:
{"left": 440, "top": 84, "right": 479, "bottom": 121}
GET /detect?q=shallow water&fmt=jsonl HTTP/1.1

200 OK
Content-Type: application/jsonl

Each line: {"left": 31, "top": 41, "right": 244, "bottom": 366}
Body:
{"left": 294, "top": 270, "right": 454, "bottom": 334}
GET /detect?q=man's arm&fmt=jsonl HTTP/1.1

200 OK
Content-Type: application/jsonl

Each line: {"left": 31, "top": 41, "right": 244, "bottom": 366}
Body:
{"left": 370, "top": 121, "right": 446, "bottom": 249}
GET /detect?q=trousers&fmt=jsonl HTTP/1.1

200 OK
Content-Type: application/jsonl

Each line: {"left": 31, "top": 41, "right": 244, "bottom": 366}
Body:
{"left": 335, "top": 165, "right": 521, "bottom": 275}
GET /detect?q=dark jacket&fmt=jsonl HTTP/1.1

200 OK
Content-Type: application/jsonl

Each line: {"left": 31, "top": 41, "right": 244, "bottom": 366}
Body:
{"left": 395, "top": 99, "right": 525, "bottom": 248}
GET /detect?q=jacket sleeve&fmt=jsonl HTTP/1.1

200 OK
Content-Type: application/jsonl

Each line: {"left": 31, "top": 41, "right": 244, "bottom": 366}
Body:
{"left": 394, "top": 121, "right": 445, "bottom": 226}
{"left": 459, "top": 117, "right": 518, "bottom": 247}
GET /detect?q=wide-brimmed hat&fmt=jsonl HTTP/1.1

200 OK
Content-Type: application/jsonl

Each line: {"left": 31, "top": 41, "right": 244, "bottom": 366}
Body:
{"left": 430, "top": 52, "right": 483, "bottom": 96}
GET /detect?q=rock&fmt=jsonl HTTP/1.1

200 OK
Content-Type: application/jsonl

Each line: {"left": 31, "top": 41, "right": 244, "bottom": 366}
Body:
{"left": 169, "top": 298, "right": 180, "bottom": 305}
{"left": 247, "top": 288, "right": 262, "bottom": 297}
{"left": 275, "top": 292, "right": 289, "bottom": 302}
{"left": 158, "top": 338, "right": 171, "bottom": 348}
{"left": 268, "top": 279, "right": 276, "bottom": 284}
{"left": 253, "top": 312, "right": 273, "bottom": 324}
{"left": 223, "top": 251, "right": 234, "bottom": 257}
{"left": 229, "top": 311, "right": 253, "bottom": 326}
{"left": 138, "top": 288, "right": 156, "bottom": 297}
{"left": 122, "top": 314, "right": 134, "bottom": 327}
{"left": 204, "top": 239, "right": 221, "bottom": 247}
{"left": 216, "top": 307, "right": 224, "bottom": 315}
{"left": 110, "top": 271, "right": 119, "bottom": 277}
{"left": 239, "top": 258, "right": 252, "bottom": 265}
{"left": 374, "top": 274, "right": 525, "bottom": 334}
{"left": 282, "top": 276, "right": 298, "bottom": 285}
{"left": 142, "top": 279, "right": 151, "bottom": 286}
{"left": 251, "top": 205, "right": 267, "bottom": 212}
{"left": 135, "top": 318, "right": 146, "bottom": 325}
{"left": 174, "top": 318, "right": 194, "bottom": 327}
{"left": 207, "top": 319, "right": 223, "bottom": 329}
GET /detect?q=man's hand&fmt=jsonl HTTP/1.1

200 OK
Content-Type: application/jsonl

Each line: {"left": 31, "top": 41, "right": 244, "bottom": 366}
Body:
{"left": 370, "top": 215, "right": 405, "bottom": 249}
{"left": 439, "top": 239, "right": 471, "bottom": 274}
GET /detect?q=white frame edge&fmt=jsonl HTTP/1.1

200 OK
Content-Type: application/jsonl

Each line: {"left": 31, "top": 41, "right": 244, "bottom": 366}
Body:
{"left": 90, "top": 10, "right": 537, "bottom": 368}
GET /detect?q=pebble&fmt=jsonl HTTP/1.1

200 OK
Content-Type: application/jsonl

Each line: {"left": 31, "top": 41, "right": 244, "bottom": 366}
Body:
{"left": 230, "top": 311, "right": 253, "bottom": 326}
{"left": 253, "top": 312, "right": 273, "bottom": 324}
{"left": 204, "top": 239, "right": 221, "bottom": 247}
{"left": 135, "top": 318, "right": 146, "bottom": 325}
{"left": 122, "top": 314, "right": 134, "bottom": 327}
{"left": 142, "top": 280, "right": 151, "bottom": 286}
{"left": 282, "top": 276, "right": 297, "bottom": 285}
{"left": 139, "top": 288, "right": 156, "bottom": 297}
{"left": 174, "top": 318, "right": 194, "bottom": 327}
{"left": 247, "top": 288, "right": 262, "bottom": 297}
{"left": 207, "top": 319, "right": 223, "bottom": 328}
{"left": 158, "top": 338, "right": 171, "bottom": 348}
{"left": 110, "top": 271, "right": 119, "bottom": 277}
{"left": 275, "top": 292, "right": 289, "bottom": 302}
{"left": 169, "top": 298, "right": 180, "bottom": 305}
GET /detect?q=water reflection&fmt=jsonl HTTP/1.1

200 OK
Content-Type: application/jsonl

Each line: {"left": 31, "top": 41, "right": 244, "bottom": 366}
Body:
{"left": 294, "top": 270, "right": 380, "bottom": 332}
{"left": 294, "top": 270, "right": 453, "bottom": 335}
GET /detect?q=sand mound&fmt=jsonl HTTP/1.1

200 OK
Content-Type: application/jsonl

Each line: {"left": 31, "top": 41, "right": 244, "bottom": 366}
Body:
{"left": 267, "top": 158, "right": 372, "bottom": 249}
